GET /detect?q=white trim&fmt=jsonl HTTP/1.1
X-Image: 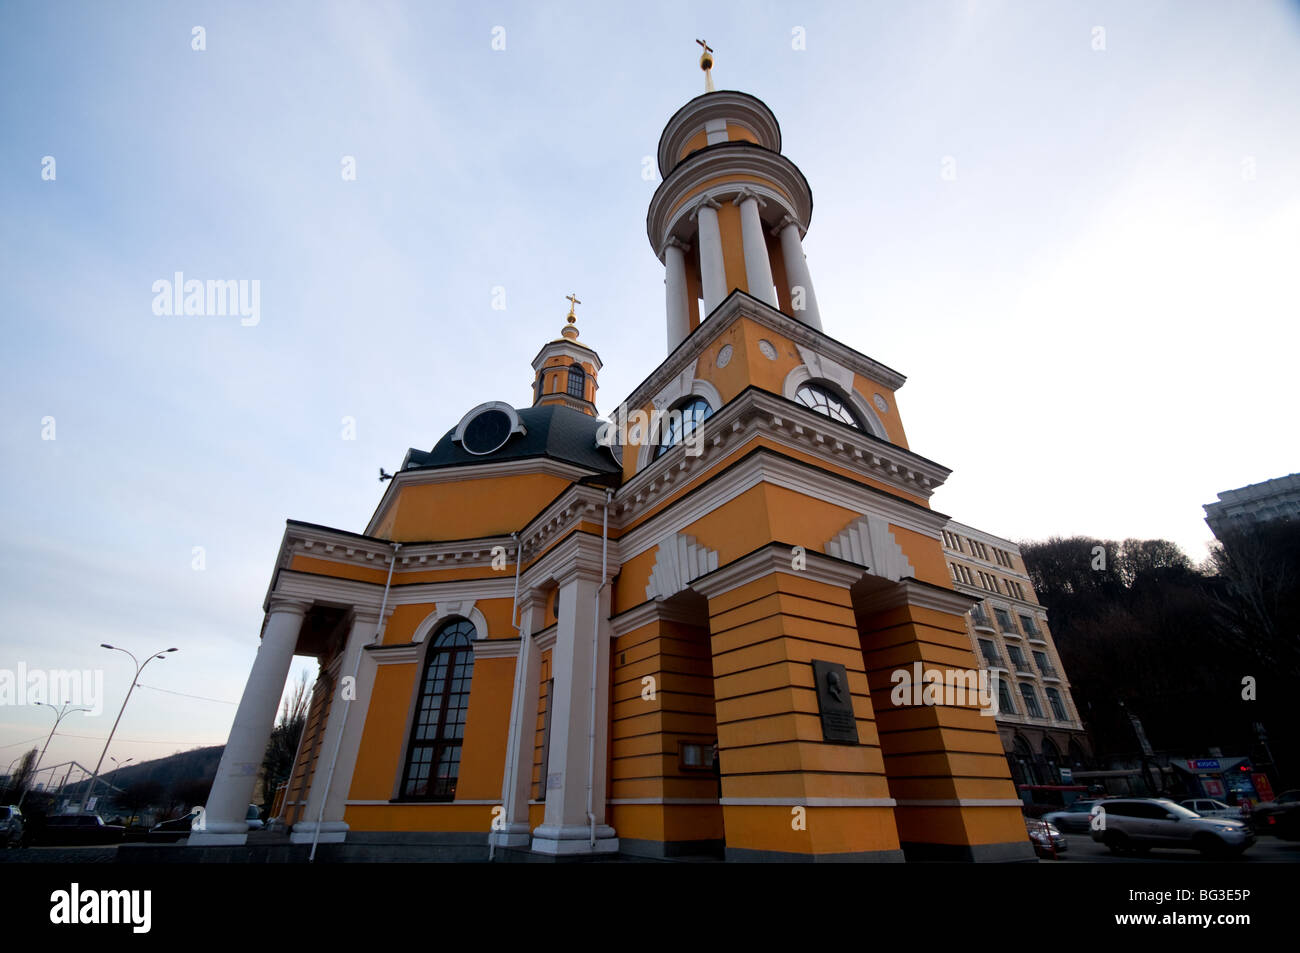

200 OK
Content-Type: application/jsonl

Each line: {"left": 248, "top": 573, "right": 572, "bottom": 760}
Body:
{"left": 784, "top": 354, "right": 888, "bottom": 440}
{"left": 451, "top": 401, "right": 526, "bottom": 455}
{"left": 645, "top": 533, "right": 719, "bottom": 601}
{"left": 412, "top": 602, "right": 490, "bottom": 642}
{"left": 825, "top": 513, "right": 916, "bottom": 582}
{"left": 471, "top": 638, "right": 521, "bottom": 659}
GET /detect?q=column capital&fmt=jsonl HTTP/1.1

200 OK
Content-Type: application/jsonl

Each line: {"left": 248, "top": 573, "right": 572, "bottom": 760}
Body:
{"left": 770, "top": 213, "right": 803, "bottom": 238}
{"left": 688, "top": 195, "right": 723, "bottom": 220}
{"left": 267, "top": 595, "right": 311, "bottom": 617}
{"left": 663, "top": 235, "right": 692, "bottom": 253}
{"left": 732, "top": 187, "right": 766, "bottom": 209}
{"left": 349, "top": 605, "right": 395, "bottom": 626}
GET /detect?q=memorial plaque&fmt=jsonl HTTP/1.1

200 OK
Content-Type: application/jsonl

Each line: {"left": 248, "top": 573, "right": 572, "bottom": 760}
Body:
{"left": 811, "top": 659, "right": 859, "bottom": 744}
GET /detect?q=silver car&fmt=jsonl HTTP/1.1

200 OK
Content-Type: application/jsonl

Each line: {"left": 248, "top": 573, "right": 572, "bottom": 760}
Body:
{"left": 1090, "top": 797, "right": 1254, "bottom": 857}
{"left": 1180, "top": 798, "right": 1244, "bottom": 821}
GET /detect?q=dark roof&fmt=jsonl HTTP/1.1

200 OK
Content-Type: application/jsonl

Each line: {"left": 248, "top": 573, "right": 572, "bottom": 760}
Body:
{"left": 404, "top": 404, "right": 621, "bottom": 476}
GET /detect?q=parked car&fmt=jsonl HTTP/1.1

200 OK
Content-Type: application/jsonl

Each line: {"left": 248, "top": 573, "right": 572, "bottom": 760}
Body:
{"left": 1249, "top": 790, "right": 1300, "bottom": 840}
{"left": 1042, "top": 800, "right": 1100, "bottom": 834}
{"left": 1090, "top": 798, "right": 1254, "bottom": 857}
{"left": 147, "top": 811, "right": 199, "bottom": 842}
{"left": 0, "top": 805, "right": 24, "bottom": 848}
{"left": 37, "top": 814, "right": 126, "bottom": 846}
{"left": 1025, "top": 817, "right": 1067, "bottom": 858}
{"left": 1180, "top": 798, "right": 1245, "bottom": 821}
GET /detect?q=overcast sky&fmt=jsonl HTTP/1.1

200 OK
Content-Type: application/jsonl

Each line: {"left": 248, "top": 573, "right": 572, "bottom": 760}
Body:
{"left": 2, "top": 0, "right": 1297, "bottom": 774}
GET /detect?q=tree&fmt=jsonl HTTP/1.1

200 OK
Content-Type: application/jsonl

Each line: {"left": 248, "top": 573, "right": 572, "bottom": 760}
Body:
{"left": 2, "top": 747, "right": 38, "bottom": 803}
{"left": 260, "top": 672, "right": 312, "bottom": 816}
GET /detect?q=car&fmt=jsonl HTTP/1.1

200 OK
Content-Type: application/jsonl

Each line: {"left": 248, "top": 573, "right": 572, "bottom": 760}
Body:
{"left": 1025, "top": 817, "right": 1067, "bottom": 858}
{"left": 147, "top": 811, "right": 199, "bottom": 842}
{"left": 0, "top": 805, "right": 24, "bottom": 848}
{"left": 1090, "top": 798, "right": 1254, "bottom": 857}
{"left": 1042, "top": 799, "right": 1100, "bottom": 834}
{"left": 37, "top": 813, "right": 126, "bottom": 846}
{"left": 1248, "top": 791, "right": 1300, "bottom": 839}
{"left": 1180, "top": 798, "right": 1244, "bottom": 821}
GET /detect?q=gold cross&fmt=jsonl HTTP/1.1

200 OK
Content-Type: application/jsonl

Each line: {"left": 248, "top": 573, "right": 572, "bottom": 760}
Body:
{"left": 565, "top": 293, "right": 581, "bottom": 321}
{"left": 696, "top": 38, "right": 712, "bottom": 55}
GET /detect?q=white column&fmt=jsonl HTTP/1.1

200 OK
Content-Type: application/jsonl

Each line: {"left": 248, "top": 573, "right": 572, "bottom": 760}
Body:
{"left": 492, "top": 592, "right": 545, "bottom": 849}
{"left": 775, "top": 216, "right": 823, "bottom": 331}
{"left": 663, "top": 237, "right": 691, "bottom": 352}
{"left": 190, "top": 596, "right": 308, "bottom": 845}
{"left": 734, "top": 189, "right": 777, "bottom": 307}
{"left": 692, "top": 197, "right": 726, "bottom": 318}
{"left": 532, "top": 570, "right": 617, "bottom": 855}
{"left": 290, "top": 608, "right": 384, "bottom": 844}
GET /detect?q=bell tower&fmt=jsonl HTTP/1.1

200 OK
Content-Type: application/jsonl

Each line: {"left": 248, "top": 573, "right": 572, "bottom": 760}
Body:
{"left": 648, "top": 45, "right": 823, "bottom": 352}
{"left": 531, "top": 293, "right": 601, "bottom": 415}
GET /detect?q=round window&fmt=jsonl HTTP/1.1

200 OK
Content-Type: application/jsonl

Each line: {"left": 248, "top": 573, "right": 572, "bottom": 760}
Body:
{"left": 461, "top": 409, "right": 513, "bottom": 455}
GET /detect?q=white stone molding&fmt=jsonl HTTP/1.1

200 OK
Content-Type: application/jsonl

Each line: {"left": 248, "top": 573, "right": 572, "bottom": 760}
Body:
{"left": 451, "top": 401, "right": 526, "bottom": 453}
{"left": 690, "top": 544, "right": 867, "bottom": 600}
{"left": 609, "top": 597, "right": 703, "bottom": 637}
{"left": 825, "top": 514, "right": 915, "bottom": 582}
{"left": 412, "top": 602, "right": 490, "bottom": 642}
{"left": 645, "top": 533, "right": 720, "bottom": 602}
{"left": 472, "top": 637, "right": 521, "bottom": 659}
{"left": 655, "top": 90, "right": 782, "bottom": 176}
{"left": 784, "top": 348, "right": 888, "bottom": 440}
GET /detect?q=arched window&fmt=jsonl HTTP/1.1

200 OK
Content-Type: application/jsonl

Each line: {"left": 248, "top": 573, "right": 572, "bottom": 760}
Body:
{"left": 1011, "top": 735, "right": 1036, "bottom": 787}
{"left": 401, "top": 618, "right": 475, "bottom": 801}
{"left": 794, "top": 382, "right": 862, "bottom": 429}
{"left": 655, "top": 396, "right": 714, "bottom": 458}
{"left": 566, "top": 364, "right": 586, "bottom": 399}
{"left": 1040, "top": 737, "right": 1062, "bottom": 785}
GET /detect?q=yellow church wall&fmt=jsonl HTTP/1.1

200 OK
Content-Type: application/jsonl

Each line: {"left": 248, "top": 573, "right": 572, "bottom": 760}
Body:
{"left": 453, "top": 655, "right": 515, "bottom": 799}
{"left": 288, "top": 555, "right": 390, "bottom": 585}
{"left": 344, "top": 804, "right": 496, "bottom": 834}
{"left": 727, "top": 124, "right": 758, "bottom": 145}
{"left": 347, "top": 662, "right": 416, "bottom": 803}
{"left": 715, "top": 201, "right": 749, "bottom": 297}
{"left": 887, "top": 524, "right": 950, "bottom": 588}
{"left": 384, "top": 472, "right": 572, "bottom": 540}
{"left": 677, "top": 129, "right": 708, "bottom": 162}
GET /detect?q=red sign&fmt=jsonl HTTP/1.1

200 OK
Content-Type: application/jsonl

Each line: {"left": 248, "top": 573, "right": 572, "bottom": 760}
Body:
{"left": 1203, "top": 778, "right": 1224, "bottom": 798}
{"left": 1254, "top": 774, "right": 1275, "bottom": 803}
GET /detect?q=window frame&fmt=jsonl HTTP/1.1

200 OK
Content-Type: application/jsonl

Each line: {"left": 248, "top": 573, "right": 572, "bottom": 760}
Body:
{"left": 398, "top": 618, "right": 476, "bottom": 802}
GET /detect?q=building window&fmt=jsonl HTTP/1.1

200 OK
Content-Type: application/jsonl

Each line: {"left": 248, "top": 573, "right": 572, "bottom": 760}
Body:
{"left": 1019, "top": 683, "right": 1044, "bottom": 719}
{"left": 997, "top": 677, "right": 1017, "bottom": 715}
{"left": 942, "top": 530, "right": 965, "bottom": 552}
{"left": 1006, "top": 580, "right": 1025, "bottom": 600}
{"left": 971, "top": 604, "right": 991, "bottom": 627}
{"left": 566, "top": 364, "right": 585, "bottom": 399}
{"left": 1046, "top": 687, "right": 1068, "bottom": 721}
{"left": 793, "top": 382, "right": 861, "bottom": 429}
{"left": 1007, "top": 645, "right": 1029, "bottom": 671}
{"left": 1019, "top": 614, "right": 1039, "bottom": 637}
{"left": 978, "top": 638, "right": 1002, "bottom": 667}
{"left": 400, "top": 618, "right": 476, "bottom": 801}
{"left": 994, "top": 607, "right": 1017, "bottom": 633}
{"left": 655, "top": 396, "right": 714, "bottom": 458}
{"left": 1034, "top": 650, "right": 1058, "bottom": 679}
{"left": 968, "top": 540, "right": 989, "bottom": 560}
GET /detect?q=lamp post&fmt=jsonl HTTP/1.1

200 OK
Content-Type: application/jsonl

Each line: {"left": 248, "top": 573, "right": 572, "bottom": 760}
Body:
{"left": 20, "top": 701, "right": 91, "bottom": 807}
{"left": 80, "top": 644, "right": 177, "bottom": 812}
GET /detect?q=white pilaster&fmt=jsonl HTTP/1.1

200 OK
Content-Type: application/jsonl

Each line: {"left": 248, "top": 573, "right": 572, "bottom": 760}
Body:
{"left": 190, "top": 596, "right": 309, "bottom": 845}
{"left": 692, "top": 197, "right": 726, "bottom": 318}
{"left": 290, "top": 609, "right": 384, "bottom": 844}
{"left": 664, "top": 237, "right": 692, "bottom": 352}
{"left": 734, "top": 189, "right": 777, "bottom": 307}
{"left": 776, "top": 216, "right": 823, "bottom": 331}
{"left": 531, "top": 571, "right": 617, "bottom": 855}
{"left": 491, "top": 592, "right": 546, "bottom": 849}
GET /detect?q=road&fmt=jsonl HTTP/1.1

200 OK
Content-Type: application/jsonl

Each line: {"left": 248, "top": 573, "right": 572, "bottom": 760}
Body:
{"left": 1037, "top": 834, "right": 1300, "bottom": 863}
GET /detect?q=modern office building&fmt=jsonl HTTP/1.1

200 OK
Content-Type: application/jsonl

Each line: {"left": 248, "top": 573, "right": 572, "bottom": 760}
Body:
{"left": 1204, "top": 473, "right": 1300, "bottom": 539}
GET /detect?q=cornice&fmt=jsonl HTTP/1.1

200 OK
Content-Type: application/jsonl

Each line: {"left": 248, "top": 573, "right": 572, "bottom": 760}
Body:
{"left": 656, "top": 90, "right": 782, "bottom": 176}
{"left": 690, "top": 543, "right": 868, "bottom": 599}
{"left": 649, "top": 146, "right": 812, "bottom": 253}
{"left": 617, "top": 293, "right": 906, "bottom": 417}
{"left": 471, "top": 637, "right": 522, "bottom": 659}
{"left": 609, "top": 598, "right": 703, "bottom": 637}
{"left": 853, "top": 578, "right": 979, "bottom": 617}
{"left": 531, "top": 339, "right": 604, "bottom": 373}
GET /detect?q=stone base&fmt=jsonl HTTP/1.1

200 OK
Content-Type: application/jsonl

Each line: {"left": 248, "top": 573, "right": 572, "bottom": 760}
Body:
{"left": 289, "top": 820, "right": 349, "bottom": 845}
{"left": 185, "top": 831, "right": 248, "bottom": 847}
{"left": 900, "top": 839, "right": 1038, "bottom": 863}
{"left": 530, "top": 823, "right": 618, "bottom": 855}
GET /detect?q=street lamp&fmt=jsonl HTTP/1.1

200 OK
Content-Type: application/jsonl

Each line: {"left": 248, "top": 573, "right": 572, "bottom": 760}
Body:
{"left": 20, "top": 701, "right": 91, "bottom": 807}
{"left": 80, "top": 644, "right": 177, "bottom": 812}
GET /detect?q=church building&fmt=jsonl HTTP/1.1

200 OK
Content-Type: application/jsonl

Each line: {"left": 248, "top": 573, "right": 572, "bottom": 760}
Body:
{"left": 194, "top": 50, "right": 1035, "bottom": 862}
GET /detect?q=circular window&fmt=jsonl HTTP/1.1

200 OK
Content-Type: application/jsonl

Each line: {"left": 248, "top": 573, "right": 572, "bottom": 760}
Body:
{"left": 461, "top": 409, "right": 513, "bottom": 454}
{"left": 794, "top": 383, "right": 861, "bottom": 429}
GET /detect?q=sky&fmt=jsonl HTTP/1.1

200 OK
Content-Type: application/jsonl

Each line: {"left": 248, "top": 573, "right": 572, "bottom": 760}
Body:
{"left": 2, "top": 0, "right": 1297, "bottom": 775}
